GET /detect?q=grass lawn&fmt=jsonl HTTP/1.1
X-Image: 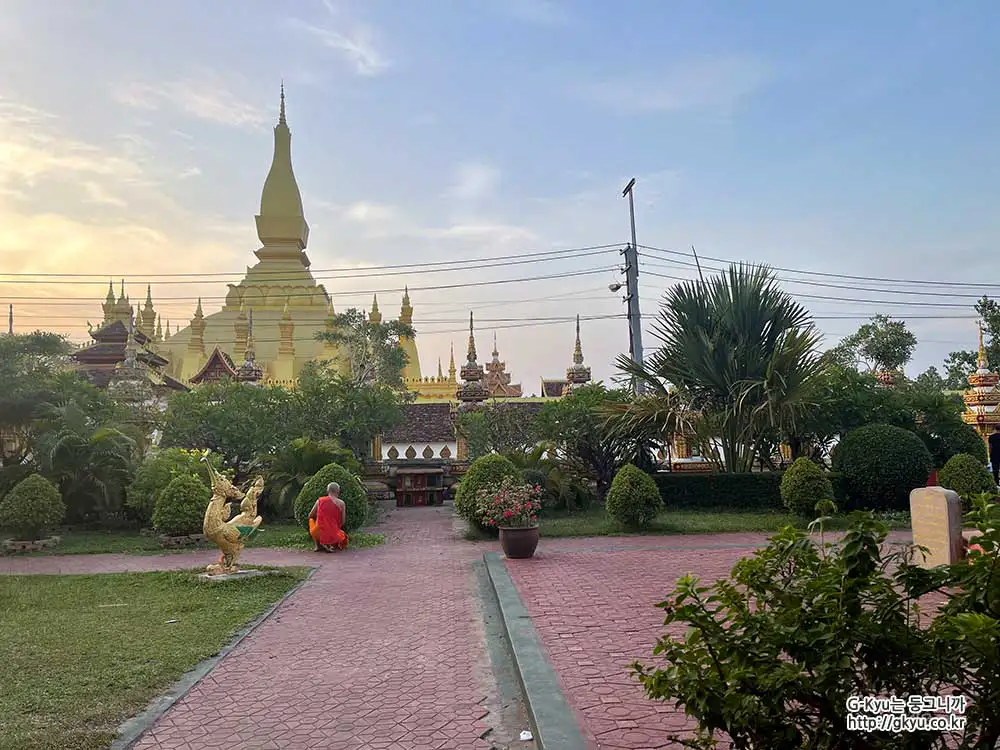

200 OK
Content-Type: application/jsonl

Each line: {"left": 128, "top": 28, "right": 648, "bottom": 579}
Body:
{"left": 2, "top": 523, "right": 386, "bottom": 556}
{"left": 0, "top": 568, "right": 308, "bottom": 750}
{"left": 467, "top": 506, "right": 913, "bottom": 540}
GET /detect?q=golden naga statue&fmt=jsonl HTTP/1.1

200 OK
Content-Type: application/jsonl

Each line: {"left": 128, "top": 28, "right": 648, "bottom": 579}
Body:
{"left": 200, "top": 452, "right": 264, "bottom": 575}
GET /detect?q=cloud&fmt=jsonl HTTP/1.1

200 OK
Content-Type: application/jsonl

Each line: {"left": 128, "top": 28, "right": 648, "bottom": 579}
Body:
{"left": 112, "top": 73, "right": 269, "bottom": 129}
{"left": 575, "top": 56, "right": 771, "bottom": 114}
{"left": 446, "top": 161, "right": 501, "bottom": 201}
{"left": 286, "top": 12, "right": 389, "bottom": 77}
{"left": 498, "top": 0, "right": 574, "bottom": 26}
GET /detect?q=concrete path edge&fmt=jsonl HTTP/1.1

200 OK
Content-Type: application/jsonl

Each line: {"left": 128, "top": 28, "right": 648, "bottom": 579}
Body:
{"left": 484, "top": 551, "right": 588, "bottom": 750}
{"left": 111, "top": 566, "right": 319, "bottom": 750}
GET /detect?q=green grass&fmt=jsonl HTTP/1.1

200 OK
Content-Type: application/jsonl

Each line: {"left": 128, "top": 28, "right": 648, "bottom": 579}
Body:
{"left": 2, "top": 523, "right": 385, "bottom": 556}
{"left": 0, "top": 568, "right": 308, "bottom": 750}
{"left": 465, "top": 506, "right": 914, "bottom": 540}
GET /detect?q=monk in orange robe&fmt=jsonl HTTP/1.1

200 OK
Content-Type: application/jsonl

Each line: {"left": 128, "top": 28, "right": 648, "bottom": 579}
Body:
{"left": 308, "top": 482, "right": 349, "bottom": 552}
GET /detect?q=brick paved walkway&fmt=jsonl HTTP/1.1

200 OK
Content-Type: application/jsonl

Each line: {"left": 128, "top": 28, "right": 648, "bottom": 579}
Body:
{"left": 506, "top": 531, "right": 921, "bottom": 750}
{"left": 5, "top": 506, "right": 531, "bottom": 750}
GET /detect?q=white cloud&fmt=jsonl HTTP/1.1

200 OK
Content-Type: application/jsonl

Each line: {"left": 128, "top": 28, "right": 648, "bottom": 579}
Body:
{"left": 446, "top": 161, "right": 501, "bottom": 201}
{"left": 112, "top": 73, "right": 269, "bottom": 129}
{"left": 286, "top": 15, "right": 389, "bottom": 77}
{"left": 576, "top": 56, "right": 771, "bottom": 114}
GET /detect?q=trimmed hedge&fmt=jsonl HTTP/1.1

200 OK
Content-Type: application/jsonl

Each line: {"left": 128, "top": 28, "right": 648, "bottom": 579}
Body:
{"left": 654, "top": 472, "right": 784, "bottom": 511}
{"left": 127, "top": 448, "right": 222, "bottom": 524}
{"left": 152, "top": 473, "right": 210, "bottom": 536}
{"left": 780, "top": 458, "right": 835, "bottom": 517}
{"left": 0, "top": 473, "right": 65, "bottom": 541}
{"left": 832, "top": 423, "right": 933, "bottom": 511}
{"left": 938, "top": 452, "right": 996, "bottom": 503}
{"left": 606, "top": 464, "right": 661, "bottom": 529}
{"left": 293, "top": 462, "right": 368, "bottom": 532}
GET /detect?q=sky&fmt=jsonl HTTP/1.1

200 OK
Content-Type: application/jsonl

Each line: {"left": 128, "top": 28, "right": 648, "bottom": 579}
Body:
{"left": 1, "top": 0, "right": 999, "bottom": 389}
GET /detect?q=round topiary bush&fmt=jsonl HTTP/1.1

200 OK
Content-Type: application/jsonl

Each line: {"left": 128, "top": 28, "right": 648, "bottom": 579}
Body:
{"left": 152, "top": 473, "right": 211, "bottom": 536}
{"left": 293, "top": 462, "right": 368, "bottom": 532}
{"left": 454, "top": 454, "right": 523, "bottom": 528}
{"left": 780, "top": 457, "right": 835, "bottom": 517}
{"left": 938, "top": 452, "right": 996, "bottom": 503}
{"left": 831, "top": 423, "right": 933, "bottom": 511}
{"left": 127, "top": 448, "right": 220, "bottom": 524}
{"left": 605, "top": 463, "right": 662, "bottom": 529}
{"left": 929, "top": 425, "right": 988, "bottom": 468}
{"left": 0, "top": 473, "right": 65, "bottom": 541}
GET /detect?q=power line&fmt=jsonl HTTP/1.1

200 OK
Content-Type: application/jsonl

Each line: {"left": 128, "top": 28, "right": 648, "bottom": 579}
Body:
{"left": 639, "top": 244, "right": 1000, "bottom": 291}
{"left": 0, "top": 243, "right": 622, "bottom": 282}
{"left": 639, "top": 253, "right": 989, "bottom": 300}
{"left": 0, "top": 265, "right": 618, "bottom": 304}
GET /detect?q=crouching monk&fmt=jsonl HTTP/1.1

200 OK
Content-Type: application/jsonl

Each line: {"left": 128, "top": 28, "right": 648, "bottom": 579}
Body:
{"left": 308, "top": 482, "right": 349, "bottom": 552}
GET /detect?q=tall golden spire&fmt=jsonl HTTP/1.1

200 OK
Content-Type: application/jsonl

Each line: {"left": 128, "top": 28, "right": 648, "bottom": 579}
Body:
{"left": 573, "top": 314, "right": 584, "bottom": 365}
{"left": 369, "top": 294, "right": 382, "bottom": 324}
{"left": 154, "top": 315, "right": 163, "bottom": 342}
{"left": 187, "top": 299, "right": 206, "bottom": 357}
{"left": 438, "top": 358, "right": 443, "bottom": 379}
{"left": 164, "top": 319, "right": 171, "bottom": 341}
{"left": 448, "top": 342, "right": 456, "bottom": 381}
{"left": 399, "top": 286, "right": 413, "bottom": 324}
{"left": 255, "top": 83, "right": 309, "bottom": 256}
{"left": 140, "top": 284, "right": 156, "bottom": 337}
{"left": 565, "top": 314, "right": 592, "bottom": 387}
{"left": 465, "top": 312, "right": 478, "bottom": 364}
{"left": 978, "top": 320, "right": 988, "bottom": 369}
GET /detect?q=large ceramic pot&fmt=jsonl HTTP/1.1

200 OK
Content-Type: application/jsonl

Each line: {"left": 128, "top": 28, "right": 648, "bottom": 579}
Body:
{"left": 499, "top": 526, "right": 539, "bottom": 559}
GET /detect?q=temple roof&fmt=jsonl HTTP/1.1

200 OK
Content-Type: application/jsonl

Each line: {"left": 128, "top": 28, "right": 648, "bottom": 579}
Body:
{"left": 189, "top": 347, "right": 240, "bottom": 384}
{"left": 384, "top": 403, "right": 456, "bottom": 443}
{"left": 89, "top": 319, "right": 153, "bottom": 346}
{"left": 540, "top": 378, "right": 568, "bottom": 398}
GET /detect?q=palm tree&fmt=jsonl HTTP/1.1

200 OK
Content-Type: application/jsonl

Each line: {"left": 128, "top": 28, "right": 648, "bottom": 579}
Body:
{"left": 614, "top": 263, "right": 824, "bottom": 473}
{"left": 33, "top": 401, "right": 137, "bottom": 524}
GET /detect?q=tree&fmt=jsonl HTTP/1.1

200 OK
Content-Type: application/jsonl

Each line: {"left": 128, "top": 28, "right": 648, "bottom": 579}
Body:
{"left": 912, "top": 365, "right": 946, "bottom": 392}
{"left": 617, "top": 263, "right": 825, "bottom": 473}
{"left": 294, "top": 362, "right": 406, "bottom": 459}
{"left": 33, "top": 401, "right": 136, "bottom": 524}
{"left": 836, "top": 314, "right": 917, "bottom": 373}
{"left": 160, "top": 381, "right": 299, "bottom": 475}
{"left": 314, "top": 307, "right": 415, "bottom": 387}
{"left": 455, "top": 400, "right": 539, "bottom": 459}
{"left": 942, "top": 295, "right": 1000, "bottom": 389}
{"left": 534, "top": 384, "right": 652, "bottom": 499}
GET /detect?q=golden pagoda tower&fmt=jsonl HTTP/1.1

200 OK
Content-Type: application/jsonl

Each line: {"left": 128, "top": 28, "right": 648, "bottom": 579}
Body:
{"left": 398, "top": 287, "right": 421, "bottom": 381}
{"left": 139, "top": 284, "right": 157, "bottom": 338}
{"left": 234, "top": 303, "right": 248, "bottom": 360}
{"left": 154, "top": 315, "right": 163, "bottom": 343}
{"left": 180, "top": 298, "right": 207, "bottom": 380}
{"left": 369, "top": 294, "right": 382, "bottom": 325}
{"left": 273, "top": 300, "right": 296, "bottom": 382}
{"left": 962, "top": 322, "right": 1000, "bottom": 450}
{"left": 564, "top": 314, "right": 592, "bottom": 391}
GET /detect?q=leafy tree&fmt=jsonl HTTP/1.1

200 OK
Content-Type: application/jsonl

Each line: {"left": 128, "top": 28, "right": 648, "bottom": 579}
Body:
{"left": 535, "top": 384, "right": 652, "bottom": 499}
{"left": 160, "top": 381, "right": 299, "bottom": 475}
{"left": 616, "top": 263, "right": 824, "bottom": 472}
{"left": 942, "top": 295, "right": 1000, "bottom": 389}
{"left": 294, "top": 362, "right": 405, "bottom": 459}
{"left": 455, "top": 400, "right": 540, "bottom": 459}
{"left": 33, "top": 401, "right": 137, "bottom": 524}
{"left": 314, "top": 307, "right": 415, "bottom": 387}
{"left": 943, "top": 350, "right": 977, "bottom": 390}
{"left": 605, "top": 463, "right": 661, "bottom": 529}
{"left": 261, "top": 437, "right": 362, "bottom": 518}
{"left": 837, "top": 314, "right": 917, "bottom": 373}
{"left": 505, "top": 443, "right": 596, "bottom": 512}
{"left": 913, "top": 365, "right": 946, "bottom": 392}
{"left": 126, "top": 448, "right": 223, "bottom": 524}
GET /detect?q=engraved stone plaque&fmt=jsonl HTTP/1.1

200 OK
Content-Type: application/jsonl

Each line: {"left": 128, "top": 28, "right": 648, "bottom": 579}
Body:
{"left": 909, "top": 487, "right": 964, "bottom": 568}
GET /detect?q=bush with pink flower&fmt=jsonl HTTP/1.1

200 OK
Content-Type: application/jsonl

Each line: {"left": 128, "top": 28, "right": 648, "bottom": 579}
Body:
{"left": 475, "top": 478, "right": 543, "bottom": 529}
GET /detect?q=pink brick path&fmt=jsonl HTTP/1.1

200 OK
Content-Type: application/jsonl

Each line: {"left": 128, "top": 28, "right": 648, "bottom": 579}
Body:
{"left": 5, "top": 507, "right": 530, "bottom": 750}
{"left": 506, "top": 531, "right": 921, "bottom": 750}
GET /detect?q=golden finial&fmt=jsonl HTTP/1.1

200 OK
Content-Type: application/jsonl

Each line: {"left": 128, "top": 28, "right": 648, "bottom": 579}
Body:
{"left": 371, "top": 294, "right": 379, "bottom": 313}
{"left": 573, "top": 314, "right": 584, "bottom": 365}
{"left": 105, "top": 280, "right": 115, "bottom": 303}
{"left": 194, "top": 297, "right": 204, "bottom": 318}
{"left": 164, "top": 319, "right": 171, "bottom": 340}
{"left": 449, "top": 342, "right": 456, "bottom": 379}
{"left": 155, "top": 315, "right": 163, "bottom": 341}
{"left": 403, "top": 286, "right": 410, "bottom": 305}
{"left": 279, "top": 80, "right": 286, "bottom": 125}
{"left": 978, "top": 320, "right": 988, "bottom": 368}
{"left": 145, "top": 284, "right": 153, "bottom": 306}
{"left": 437, "top": 358, "right": 443, "bottom": 379}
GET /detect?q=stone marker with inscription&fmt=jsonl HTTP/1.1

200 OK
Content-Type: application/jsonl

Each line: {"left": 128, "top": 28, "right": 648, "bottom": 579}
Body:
{"left": 909, "top": 487, "right": 964, "bottom": 568}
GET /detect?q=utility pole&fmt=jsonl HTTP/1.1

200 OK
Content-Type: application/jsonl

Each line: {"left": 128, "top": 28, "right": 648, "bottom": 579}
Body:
{"left": 622, "top": 178, "right": 644, "bottom": 394}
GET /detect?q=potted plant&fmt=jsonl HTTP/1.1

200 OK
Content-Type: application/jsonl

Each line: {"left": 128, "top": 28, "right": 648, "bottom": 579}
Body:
{"left": 476, "top": 478, "right": 543, "bottom": 559}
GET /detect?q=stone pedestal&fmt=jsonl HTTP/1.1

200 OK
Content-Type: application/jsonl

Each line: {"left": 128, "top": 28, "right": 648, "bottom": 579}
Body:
{"left": 909, "top": 487, "right": 964, "bottom": 568}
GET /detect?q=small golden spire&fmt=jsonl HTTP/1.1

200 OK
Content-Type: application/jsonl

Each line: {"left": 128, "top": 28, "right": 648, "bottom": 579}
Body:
{"left": 372, "top": 294, "right": 379, "bottom": 313}
{"left": 145, "top": 284, "right": 153, "bottom": 306}
{"left": 438, "top": 357, "right": 443, "bottom": 379}
{"left": 164, "top": 320, "right": 171, "bottom": 340}
{"left": 194, "top": 297, "right": 204, "bottom": 318}
{"left": 155, "top": 315, "right": 163, "bottom": 341}
{"left": 105, "top": 280, "right": 115, "bottom": 303}
{"left": 403, "top": 286, "right": 410, "bottom": 305}
{"left": 466, "top": 312, "right": 478, "bottom": 363}
{"left": 573, "top": 314, "right": 584, "bottom": 365}
{"left": 279, "top": 80, "right": 286, "bottom": 125}
{"left": 491, "top": 331, "right": 500, "bottom": 362}
{"left": 369, "top": 294, "right": 382, "bottom": 324}
{"left": 449, "top": 342, "right": 456, "bottom": 380}
{"left": 119, "top": 279, "right": 126, "bottom": 300}
{"left": 978, "top": 320, "right": 988, "bottom": 369}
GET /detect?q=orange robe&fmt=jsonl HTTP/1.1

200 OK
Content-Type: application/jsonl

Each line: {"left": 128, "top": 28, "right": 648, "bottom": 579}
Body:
{"left": 309, "top": 496, "right": 348, "bottom": 550}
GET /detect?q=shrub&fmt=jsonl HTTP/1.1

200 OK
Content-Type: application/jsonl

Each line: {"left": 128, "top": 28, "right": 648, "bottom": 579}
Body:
{"left": 476, "top": 479, "right": 543, "bottom": 528}
{"left": 152, "top": 473, "right": 209, "bottom": 536}
{"left": 831, "top": 423, "right": 933, "bottom": 511}
{"left": 780, "top": 457, "right": 835, "bottom": 517}
{"left": 938, "top": 452, "right": 995, "bottom": 504}
{"left": 0, "top": 473, "right": 65, "bottom": 541}
{"left": 925, "top": 424, "right": 988, "bottom": 468}
{"left": 454, "top": 454, "right": 523, "bottom": 528}
{"left": 126, "top": 448, "right": 221, "bottom": 524}
{"left": 654, "top": 472, "right": 783, "bottom": 510}
{"left": 293, "top": 462, "right": 368, "bottom": 532}
{"left": 606, "top": 464, "right": 661, "bottom": 529}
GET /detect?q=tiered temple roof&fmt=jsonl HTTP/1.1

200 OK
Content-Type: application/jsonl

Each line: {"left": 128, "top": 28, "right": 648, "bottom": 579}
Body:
{"left": 72, "top": 318, "right": 187, "bottom": 393}
{"left": 456, "top": 312, "right": 489, "bottom": 404}
{"left": 483, "top": 332, "right": 522, "bottom": 398}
